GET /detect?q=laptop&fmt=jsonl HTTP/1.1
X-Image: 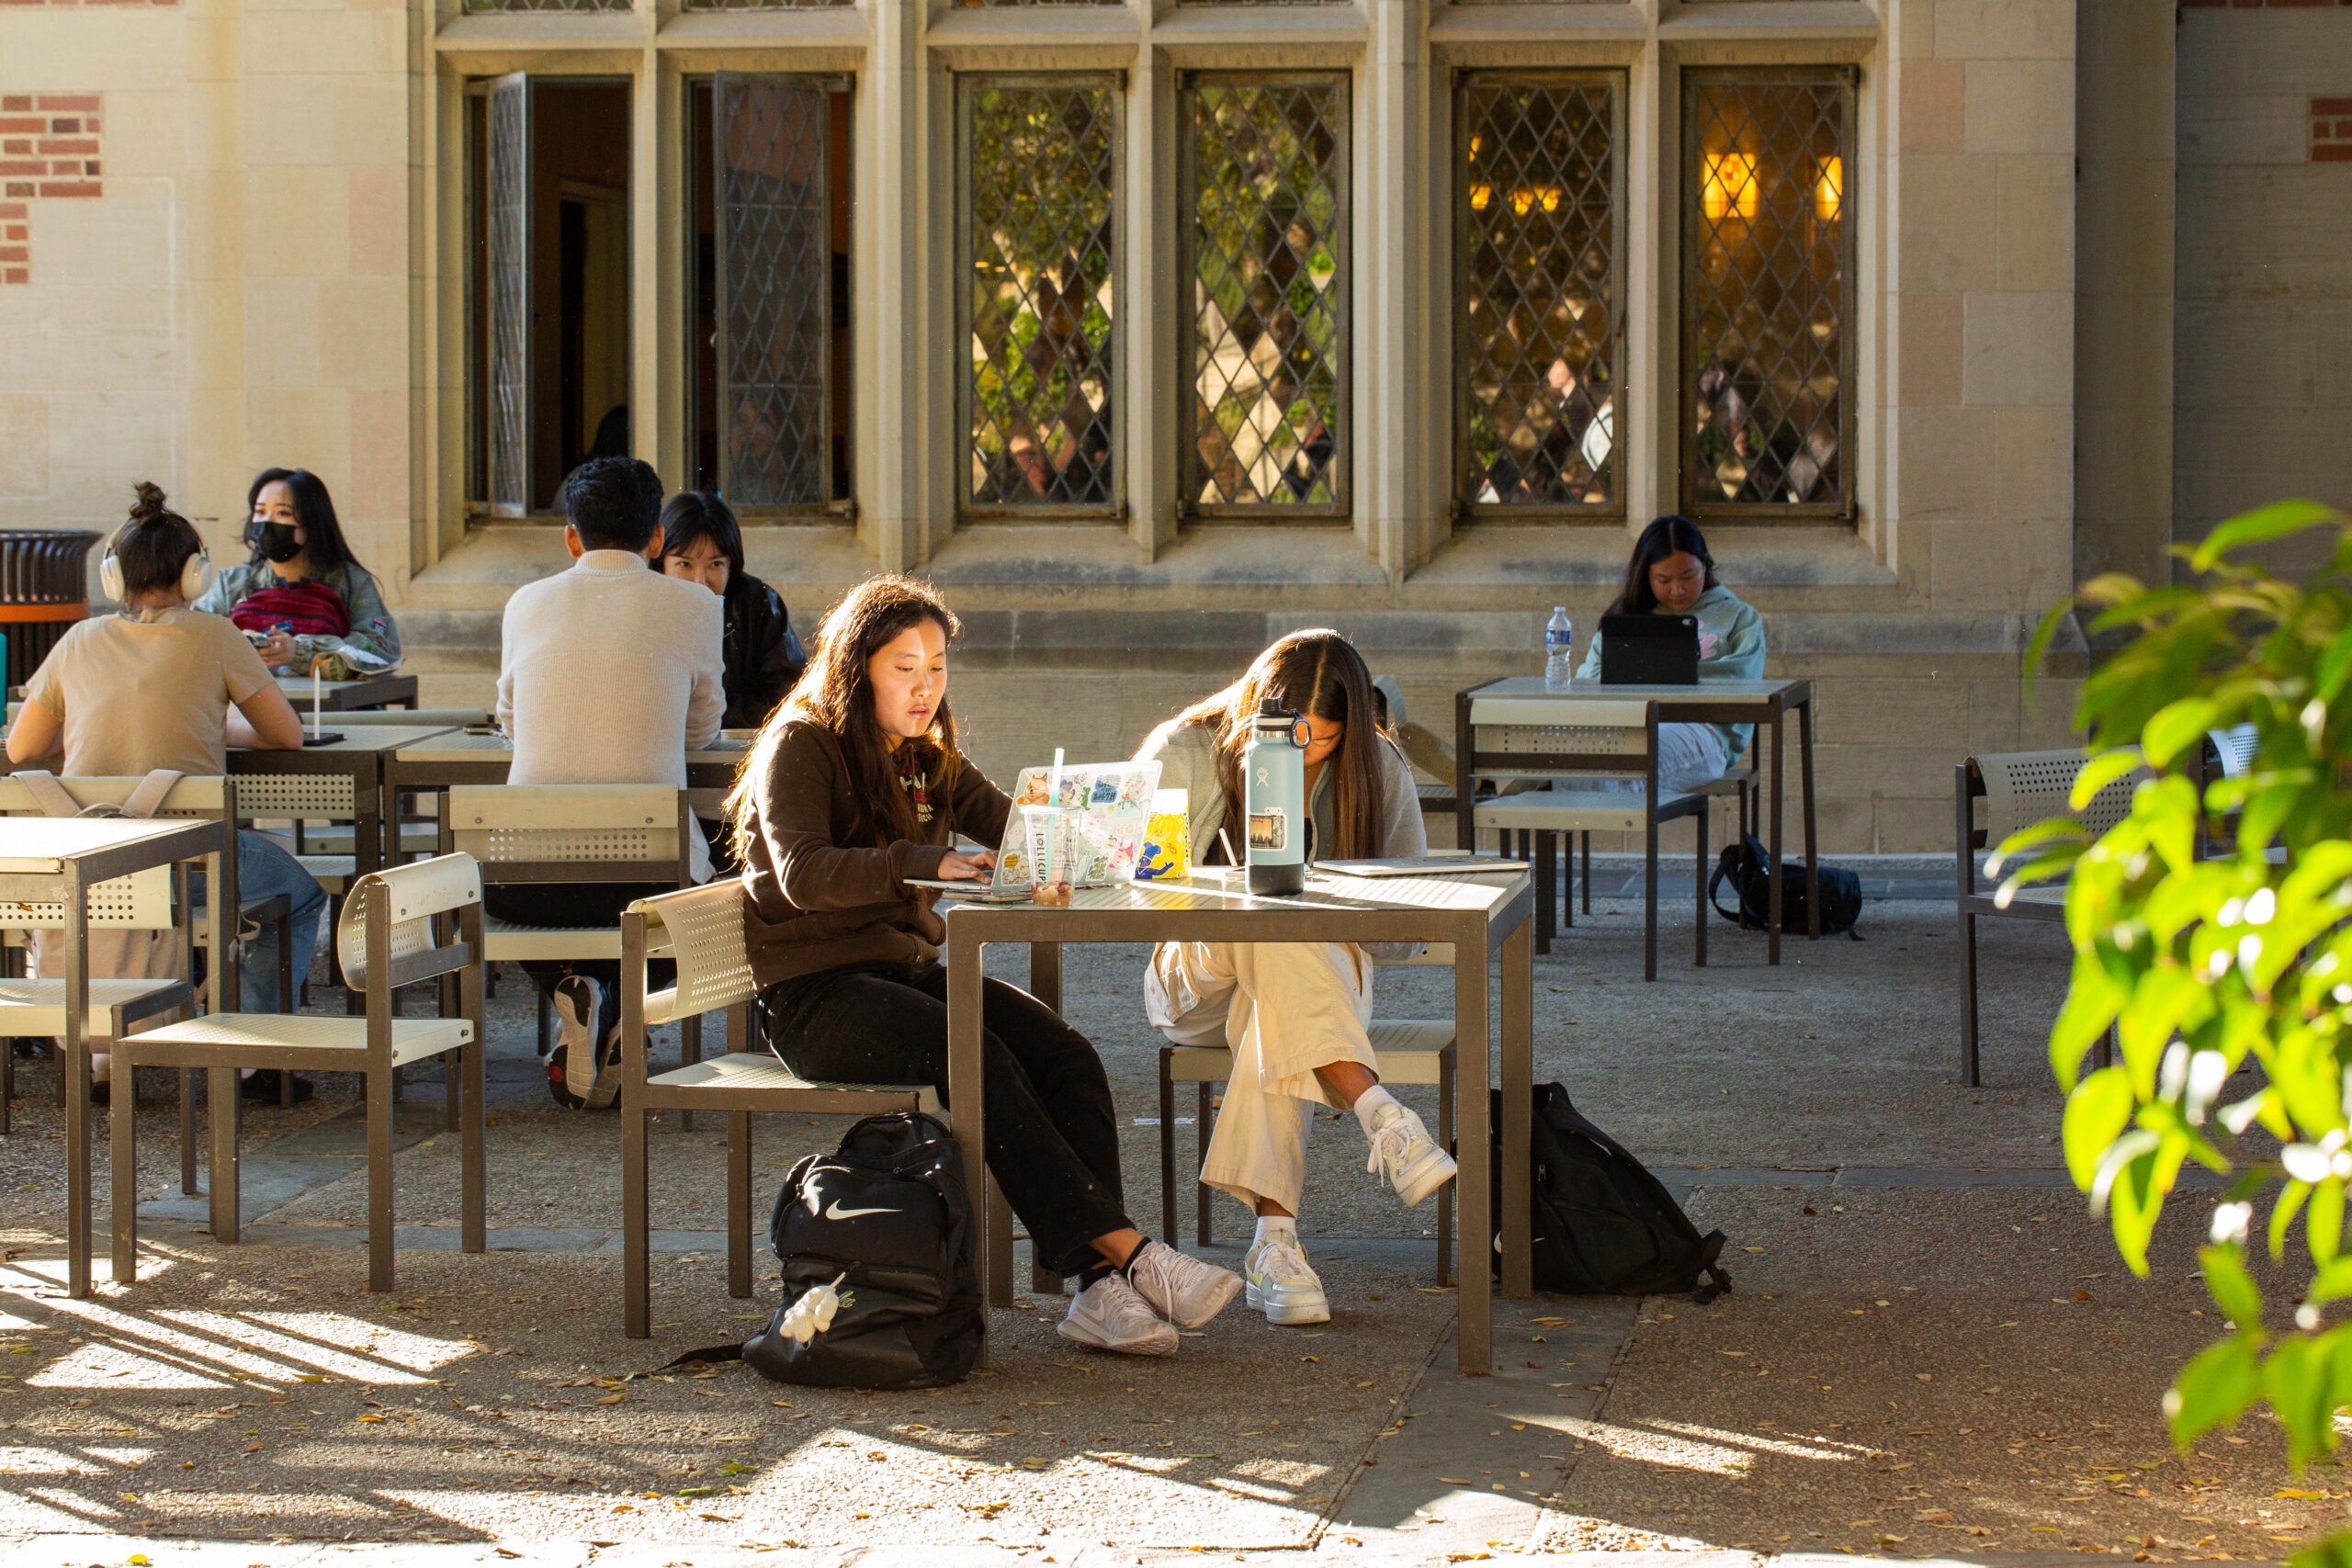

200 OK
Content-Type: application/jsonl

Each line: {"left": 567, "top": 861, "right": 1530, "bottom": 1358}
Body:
{"left": 905, "top": 759, "right": 1164, "bottom": 901}
{"left": 1598, "top": 613, "right": 1701, "bottom": 684}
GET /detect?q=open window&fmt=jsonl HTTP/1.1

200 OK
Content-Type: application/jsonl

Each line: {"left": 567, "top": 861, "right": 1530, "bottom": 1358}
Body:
{"left": 468, "top": 76, "right": 634, "bottom": 518}
{"left": 686, "top": 74, "right": 854, "bottom": 513}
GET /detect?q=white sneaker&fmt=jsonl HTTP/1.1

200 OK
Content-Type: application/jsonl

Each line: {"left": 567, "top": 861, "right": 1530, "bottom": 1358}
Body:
{"left": 1124, "top": 1239, "right": 1243, "bottom": 1329}
{"left": 1244, "top": 1233, "right": 1330, "bottom": 1326}
{"left": 1366, "top": 1101, "right": 1456, "bottom": 1209}
{"left": 1057, "top": 1272, "right": 1178, "bottom": 1357}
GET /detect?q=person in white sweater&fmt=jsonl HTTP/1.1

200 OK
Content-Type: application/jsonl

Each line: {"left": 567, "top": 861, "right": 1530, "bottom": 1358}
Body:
{"left": 1136, "top": 630, "right": 1456, "bottom": 1328}
{"left": 493, "top": 457, "right": 725, "bottom": 1109}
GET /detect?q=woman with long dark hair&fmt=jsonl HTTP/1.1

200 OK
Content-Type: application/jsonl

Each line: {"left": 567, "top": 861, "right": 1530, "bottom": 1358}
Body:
{"left": 1577, "top": 514, "right": 1765, "bottom": 790}
{"left": 723, "top": 574, "right": 1241, "bottom": 1357}
{"left": 1136, "top": 630, "right": 1454, "bottom": 1329}
{"left": 651, "top": 491, "right": 804, "bottom": 728}
{"left": 196, "top": 468, "right": 402, "bottom": 677}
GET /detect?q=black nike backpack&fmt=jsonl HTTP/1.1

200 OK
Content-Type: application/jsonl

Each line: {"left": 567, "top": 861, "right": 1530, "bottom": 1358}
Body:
{"left": 1708, "top": 832, "right": 1863, "bottom": 939}
{"left": 1485, "top": 1084, "right": 1732, "bottom": 1303}
{"left": 740, "top": 1111, "right": 983, "bottom": 1389}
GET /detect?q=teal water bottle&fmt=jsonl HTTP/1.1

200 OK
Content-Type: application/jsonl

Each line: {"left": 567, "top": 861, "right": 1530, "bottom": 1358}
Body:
{"left": 1245, "top": 697, "right": 1307, "bottom": 897}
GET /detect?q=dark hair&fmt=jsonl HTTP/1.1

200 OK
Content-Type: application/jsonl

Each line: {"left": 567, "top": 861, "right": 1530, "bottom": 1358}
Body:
{"left": 654, "top": 491, "right": 745, "bottom": 578}
{"left": 113, "top": 482, "right": 206, "bottom": 598}
{"left": 1170, "top": 629, "right": 1386, "bottom": 863}
{"left": 246, "top": 468, "right": 364, "bottom": 573}
{"left": 723, "top": 574, "right": 964, "bottom": 863}
{"left": 562, "top": 457, "right": 665, "bottom": 552}
{"left": 1605, "top": 514, "right": 1719, "bottom": 616}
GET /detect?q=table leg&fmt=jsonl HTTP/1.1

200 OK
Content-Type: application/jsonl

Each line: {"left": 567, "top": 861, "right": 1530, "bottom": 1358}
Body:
{"left": 1801, "top": 696, "right": 1819, "bottom": 939}
{"left": 63, "top": 872, "right": 89, "bottom": 1298}
{"left": 1453, "top": 913, "right": 1491, "bottom": 1374}
{"left": 1455, "top": 690, "right": 1475, "bottom": 856}
{"left": 1499, "top": 913, "right": 1532, "bottom": 1300}
{"left": 946, "top": 927, "right": 993, "bottom": 1311}
{"left": 209, "top": 1066, "right": 240, "bottom": 1243}
{"left": 1768, "top": 706, "right": 1785, "bottom": 966}
{"left": 1025, "top": 942, "right": 1064, "bottom": 1292}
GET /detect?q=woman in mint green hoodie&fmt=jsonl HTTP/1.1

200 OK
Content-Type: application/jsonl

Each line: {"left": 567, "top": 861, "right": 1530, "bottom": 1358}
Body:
{"left": 1576, "top": 515, "right": 1764, "bottom": 792}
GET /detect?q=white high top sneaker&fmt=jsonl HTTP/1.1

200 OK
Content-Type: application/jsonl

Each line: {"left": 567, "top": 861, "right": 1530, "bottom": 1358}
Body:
{"left": 1365, "top": 1101, "right": 1457, "bottom": 1209}
{"left": 1243, "top": 1231, "right": 1331, "bottom": 1325}
{"left": 1057, "top": 1272, "right": 1178, "bottom": 1356}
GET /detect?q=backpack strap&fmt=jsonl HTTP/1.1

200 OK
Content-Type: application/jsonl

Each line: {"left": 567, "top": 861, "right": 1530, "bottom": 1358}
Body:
{"left": 1690, "top": 1229, "right": 1734, "bottom": 1304}
{"left": 13, "top": 770, "right": 83, "bottom": 818}
{"left": 655, "top": 1343, "right": 745, "bottom": 1373}
{"left": 120, "top": 769, "right": 184, "bottom": 819}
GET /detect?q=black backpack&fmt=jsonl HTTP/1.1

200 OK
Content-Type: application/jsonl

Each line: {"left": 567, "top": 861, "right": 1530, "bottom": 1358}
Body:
{"left": 1708, "top": 832, "right": 1862, "bottom": 938}
{"left": 1484, "top": 1084, "right": 1732, "bottom": 1303}
{"left": 738, "top": 1111, "right": 983, "bottom": 1389}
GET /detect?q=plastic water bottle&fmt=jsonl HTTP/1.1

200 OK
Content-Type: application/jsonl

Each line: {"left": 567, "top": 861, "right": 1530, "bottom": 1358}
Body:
{"left": 1544, "top": 606, "right": 1575, "bottom": 691}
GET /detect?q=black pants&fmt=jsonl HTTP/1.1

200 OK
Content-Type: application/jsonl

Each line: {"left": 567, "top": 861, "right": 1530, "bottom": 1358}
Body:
{"left": 484, "top": 882, "right": 673, "bottom": 1046}
{"left": 759, "top": 959, "right": 1132, "bottom": 1278}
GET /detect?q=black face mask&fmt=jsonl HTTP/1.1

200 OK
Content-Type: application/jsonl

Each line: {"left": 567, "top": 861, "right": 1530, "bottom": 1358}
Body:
{"left": 256, "top": 523, "right": 303, "bottom": 564}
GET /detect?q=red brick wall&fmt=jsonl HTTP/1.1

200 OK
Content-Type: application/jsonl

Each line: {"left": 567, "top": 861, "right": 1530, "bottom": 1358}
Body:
{"left": 0, "top": 95, "right": 101, "bottom": 285}
{"left": 2316, "top": 96, "right": 2352, "bottom": 160}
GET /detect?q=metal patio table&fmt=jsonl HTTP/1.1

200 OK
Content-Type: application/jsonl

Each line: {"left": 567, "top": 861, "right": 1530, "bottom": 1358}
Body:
{"left": 1456, "top": 675, "right": 1820, "bottom": 963}
{"left": 230, "top": 726, "right": 458, "bottom": 878}
{"left": 387, "top": 730, "right": 750, "bottom": 800}
{"left": 942, "top": 865, "right": 1536, "bottom": 1376}
{"left": 0, "top": 816, "right": 232, "bottom": 1298}
{"left": 275, "top": 673, "right": 420, "bottom": 713}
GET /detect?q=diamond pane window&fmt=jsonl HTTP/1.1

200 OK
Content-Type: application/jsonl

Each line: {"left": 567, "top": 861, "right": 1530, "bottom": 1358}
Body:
{"left": 465, "top": 0, "right": 624, "bottom": 16}
{"left": 715, "top": 74, "right": 833, "bottom": 508}
{"left": 486, "top": 75, "right": 530, "bottom": 514}
{"left": 1182, "top": 73, "right": 1348, "bottom": 516}
{"left": 1682, "top": 70, "right": 1854, "bottom": 517}
{"left": 1458, "top": 73, "right": 1621, "bottom": 513}
{"left": 962, "top": 78, "right": 1120, "bottom": 513}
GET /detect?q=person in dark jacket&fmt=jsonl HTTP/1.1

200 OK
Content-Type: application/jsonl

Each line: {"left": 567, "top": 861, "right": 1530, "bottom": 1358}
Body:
{"left": 651, "top": 491, "right": 805, "bottom": 728}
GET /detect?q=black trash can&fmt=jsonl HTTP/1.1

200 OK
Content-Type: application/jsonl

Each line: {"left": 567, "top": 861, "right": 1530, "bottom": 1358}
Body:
{"left": 0, "top": 530, "right": 103, "bottom": 690}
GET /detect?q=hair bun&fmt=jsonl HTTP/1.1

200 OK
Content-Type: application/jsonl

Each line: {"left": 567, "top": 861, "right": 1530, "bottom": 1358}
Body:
{"left": 129, "top": 480, "right": 169, "bottom": 524}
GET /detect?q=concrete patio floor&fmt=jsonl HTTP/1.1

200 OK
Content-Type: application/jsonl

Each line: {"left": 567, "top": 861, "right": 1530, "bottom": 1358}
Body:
{"left": 0, "top": 891, "right": 2333, "bottom": 1562}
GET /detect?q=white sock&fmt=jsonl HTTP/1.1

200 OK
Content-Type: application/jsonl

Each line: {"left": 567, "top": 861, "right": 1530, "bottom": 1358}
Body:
{"left": 1351, "top": 1084, "right": 1402, "bottom": 1139}
{"left": 1252, "top": 1215, "right": 1297, "bottom": 1251}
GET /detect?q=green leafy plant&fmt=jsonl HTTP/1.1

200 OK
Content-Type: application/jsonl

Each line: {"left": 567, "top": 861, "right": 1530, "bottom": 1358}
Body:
{"left": 1996, "top": 500, "right": 2352, "bottom": 1568}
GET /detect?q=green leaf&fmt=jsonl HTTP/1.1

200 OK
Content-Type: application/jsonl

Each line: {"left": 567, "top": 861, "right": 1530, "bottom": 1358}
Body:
{"left": 2142, "top": 701, "right": 2217, "bottom": 769}
{"left": 2199, "top": 1243, "right": 2263, "bottom": 1326}
{"left": 2167, "top": 1334, "right": 2266, "bottom": 1447}
{"left": 2311, "top": 1180, "right": 2346, "bottom": 1269}
{"left": 2188, "top": 500, "right": 2343, "bottom": 572}
{"left": 2063, "top": 1067, "right": 2135, "bottom": 1190}
{"left": 2274, "top": 1181, "right": 2314, "bottom": 1260}
{"left": 2287, "top": 1532, "right": 2352, "bottom": 1568}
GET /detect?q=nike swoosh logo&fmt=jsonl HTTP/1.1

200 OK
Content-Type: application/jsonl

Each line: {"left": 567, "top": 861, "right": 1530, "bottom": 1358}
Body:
{"left": 820, "top": 1201, "right": 898, "bottom": 1221}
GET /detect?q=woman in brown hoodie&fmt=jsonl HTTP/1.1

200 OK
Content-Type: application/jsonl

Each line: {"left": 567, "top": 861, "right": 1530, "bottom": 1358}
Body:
{"left": 722, "top": 575, "right": 1240, "bottom": 1357}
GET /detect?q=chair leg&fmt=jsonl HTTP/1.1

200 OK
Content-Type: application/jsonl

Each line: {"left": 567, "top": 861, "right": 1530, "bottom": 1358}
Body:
{"left": 1, "top": 1034, "right": 11, "bottom": 1137}
{"left": 1196, "top": 1082, "right": 1214, "bottom": 1247}
{"left": 461, "top": 1041, "right": 484, "bottom": 1254}
{"left": 728, "top": 1110, "right": 752, "bottom": 1299}
{"left": 1436, "top": 1050, "right": 1454, "bottom": 1288}
{"left": 624, "top": 1095, "right": 651, "bottom": 1338}
{"left": 110, "top": 1065, "right": 137, "bottom": 1287}
{"left": 1581, "top": 831, "right": 1593, "bottom": 915}
{"left": 178, "top": 1068, "right": 197, "bottom": 1195}
{"left": 1694, "top": 809, "right": 1708, "bottom": 968}
{"left": 682, "top": 1014, "right": 702, "bottom": 1134}
{"left": 366, "top": 1066, "right": 394, "bottom": 1292}
{"left": 208, "top": 1066, "right": 240, "bottom": 1243}
{"left": 1159, "top": 1049, "right": 1177, "bottom": 1250}
{"left": 1960, "top": 908, "right": 1982, "bottom": 1089}
{"left": 1534, "top": 831, "right": 1556, "bottom": 955}
{"left": 1645, "top": 813, "right": 1660, "bottom": 981}
{"left": 277, "top": 912, "right": 295, "bottom": 1110}
{"left": 537, "top": 987, "right": 550, "bottom": 1059}
{"left": 1560, "top": 833, "right": 1573, "bottom": 929}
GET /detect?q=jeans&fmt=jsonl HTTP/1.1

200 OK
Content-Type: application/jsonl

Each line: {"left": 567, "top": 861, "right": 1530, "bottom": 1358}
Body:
{"left": 759, "top": 960, "right": 1133, "bottom": 1278}
{"left": 482, "top": 882, "right": 673, "bottom": 1047}
{"left": 1591, "top": 722, "right": 1729, "bottom": 796}
{"left": 211, "top": 830, "right": 326, "bottom": 1013}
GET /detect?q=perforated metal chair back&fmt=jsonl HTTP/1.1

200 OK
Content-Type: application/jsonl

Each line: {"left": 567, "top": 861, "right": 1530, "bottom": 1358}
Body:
{"left": 1974, "top": 749, "right": 2146, "bottom": 844}
{"left": 1466, "top": 694, "right": 1652, "bottom": 781}
{"left": 0, "top": 775, "right": 226, "bottom": 930}
{"left": 628, "top": 881, "right": 754, "bottom": 1027}
{"left": 336, "top": 852, "right": 483, "bottom": 990}
{"left": 446, "top": 785, "right": 682, "bottom": 866}
{"left": 2207, "top": 724, "right": 2258, "bottom": 780}
{"left": 0, "top": 774, "right": 231, "bottom": 822}
{"left": 232, "top": 773, "right": 358, "bottom": 820}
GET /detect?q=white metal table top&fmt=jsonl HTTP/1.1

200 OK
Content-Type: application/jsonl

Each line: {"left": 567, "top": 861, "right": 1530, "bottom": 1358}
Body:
{"left": 393, "top": 731, "right": 748, "bottom": 763}
{"left": 236, "top": 725, "right": 458, "bottom": 758}
{"left": 0, "top": 816, "right": 217, "bottom": 874}
{"left": 1471, "top": 674, "right": 1805, "bottom": 706}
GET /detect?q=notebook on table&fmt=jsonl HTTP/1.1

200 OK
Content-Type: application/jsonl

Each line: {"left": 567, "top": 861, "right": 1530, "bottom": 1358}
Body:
{"left": 904, "top": 759, "right": 1163, "bottom": 900}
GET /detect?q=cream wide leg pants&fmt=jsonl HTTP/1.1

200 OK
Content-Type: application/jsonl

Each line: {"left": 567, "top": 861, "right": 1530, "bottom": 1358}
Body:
{"left": 1144, "top": 940, "right": 1375, "bottom": 1216}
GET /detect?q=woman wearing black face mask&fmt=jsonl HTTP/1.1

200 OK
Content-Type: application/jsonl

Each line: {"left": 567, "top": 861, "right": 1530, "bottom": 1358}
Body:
{"left": 195, "top": 468, "right": 403, "bottom": 677}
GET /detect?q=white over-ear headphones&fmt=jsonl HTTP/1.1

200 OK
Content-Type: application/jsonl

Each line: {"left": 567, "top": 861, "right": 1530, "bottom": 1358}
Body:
{"left": 100, "top": 542, "right": 213, "bottom": 605}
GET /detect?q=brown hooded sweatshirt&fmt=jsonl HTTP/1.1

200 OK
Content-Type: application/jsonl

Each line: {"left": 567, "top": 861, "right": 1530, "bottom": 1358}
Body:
{"left": 736, "top": 717, "right": 1012, "bottom": 988}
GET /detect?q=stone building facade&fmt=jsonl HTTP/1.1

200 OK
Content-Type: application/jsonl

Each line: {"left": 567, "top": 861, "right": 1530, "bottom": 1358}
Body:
{"left": 0, "top": 0, "right": 2346, "bottom": 852}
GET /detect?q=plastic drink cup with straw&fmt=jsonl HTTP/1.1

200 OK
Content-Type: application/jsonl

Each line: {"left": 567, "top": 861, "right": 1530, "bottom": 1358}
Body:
{"left": 1021, "top": 804, "right": 1082, "bottom": 908}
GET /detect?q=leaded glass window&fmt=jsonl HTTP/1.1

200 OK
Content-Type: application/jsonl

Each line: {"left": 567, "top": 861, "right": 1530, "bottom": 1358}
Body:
{"left": 684, "top": 0, "right": 845, "bottom": 10}
{"left": 1181, "top": 73, "right": 1348, "bottom": 517}
{"left": 1682, "top": 69, "right": 1854, "bottom": 518}
{"left": 464, "top": 0, "right": 623, "bottom": 16}
{"left": 486, "top": 75, "right": 531, "bottom": 514}
{"left": 1458, "top": 72, "right": 1621, "bottom": 514}
{"left": 961, "top": 77, "right": 1120, "bottom": 514}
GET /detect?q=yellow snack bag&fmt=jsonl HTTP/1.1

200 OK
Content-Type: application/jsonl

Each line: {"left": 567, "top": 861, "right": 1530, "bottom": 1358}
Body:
{"left": 1136, "top": 788, "right": 1190, "bottom": 881}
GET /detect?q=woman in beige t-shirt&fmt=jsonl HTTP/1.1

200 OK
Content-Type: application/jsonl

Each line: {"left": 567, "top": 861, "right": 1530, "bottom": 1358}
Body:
{"left": 6, "top": 484, "right": 327, "bottom": 1100}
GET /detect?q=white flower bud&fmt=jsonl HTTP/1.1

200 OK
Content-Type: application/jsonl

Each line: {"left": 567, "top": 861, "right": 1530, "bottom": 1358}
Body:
{"left": 2210, "top": 1202, "right": 2253, "bottom": 1245}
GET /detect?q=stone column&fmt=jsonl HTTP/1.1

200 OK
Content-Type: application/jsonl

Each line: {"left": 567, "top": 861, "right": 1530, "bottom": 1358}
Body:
{"left": 1358, "top": 0, "right": 1428, "bottom": 582}
{"left": 863, "top": 0, "right": 927, "bottom": 571}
